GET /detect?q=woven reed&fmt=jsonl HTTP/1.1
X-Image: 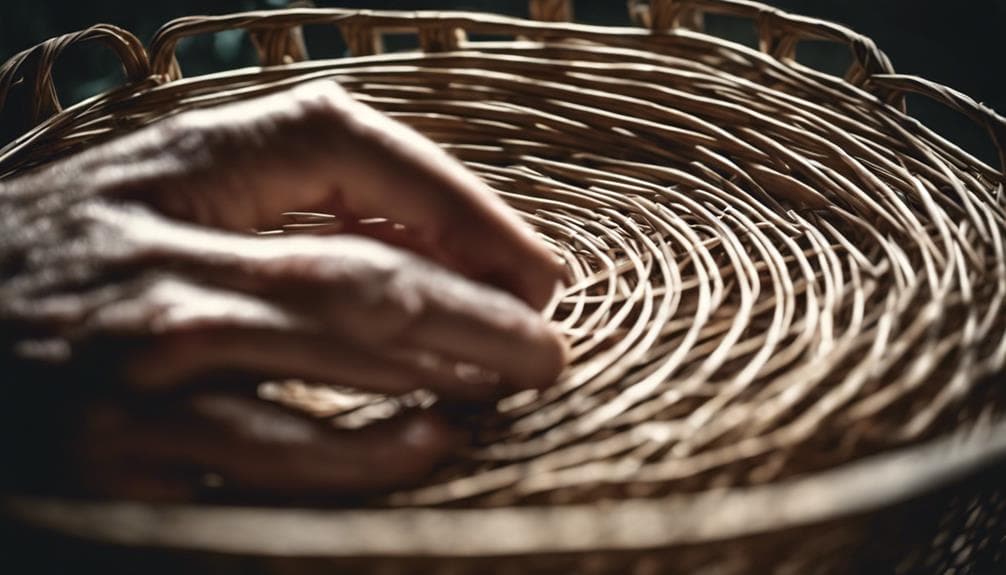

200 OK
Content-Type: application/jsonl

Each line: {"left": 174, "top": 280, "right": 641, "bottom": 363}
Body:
{"left": 2, "top": 1, "right": 1006, "bottom": 572}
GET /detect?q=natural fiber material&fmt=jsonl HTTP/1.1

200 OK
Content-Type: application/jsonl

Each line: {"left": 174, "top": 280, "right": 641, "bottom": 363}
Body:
{"left": 2, "top": 1, "right": 1005, "bottom": 571}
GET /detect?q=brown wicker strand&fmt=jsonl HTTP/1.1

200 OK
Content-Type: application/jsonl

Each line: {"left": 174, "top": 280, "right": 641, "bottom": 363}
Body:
{"left": 0, "top": 24, "right": 148, "bottom": 128}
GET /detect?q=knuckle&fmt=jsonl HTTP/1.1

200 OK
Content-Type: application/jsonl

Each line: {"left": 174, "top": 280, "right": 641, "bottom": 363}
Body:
{"left": 354, "top": 262, "right": 429, "bottom": 345}
{"left": 55, "top": 202, "right": 169, "bottom": 274}
{"left": 309, "top": 238, "right": 427, "bottom": 344}
{"left": 66, "top": 202, "right": 142, "bottom": 259}
{"left": 152, "top": 114, "right": 215, "bottom": 171}
{"left": 286, "top": 80, "right": 356, "bottom": 127}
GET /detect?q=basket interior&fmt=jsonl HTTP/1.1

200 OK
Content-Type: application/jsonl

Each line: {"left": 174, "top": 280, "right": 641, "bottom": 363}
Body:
{"left": 0, "top": 3, "right": 1004, "bottom": 512}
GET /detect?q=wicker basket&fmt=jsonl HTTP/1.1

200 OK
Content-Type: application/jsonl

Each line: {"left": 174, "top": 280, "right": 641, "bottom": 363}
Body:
{"left": 2, "top": 1, "right": 1005, "bottom": 573}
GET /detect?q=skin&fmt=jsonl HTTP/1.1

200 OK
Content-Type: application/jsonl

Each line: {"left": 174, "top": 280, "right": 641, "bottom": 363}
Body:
{"left": 0, "top": 80, "right": 567, "bottom": 501}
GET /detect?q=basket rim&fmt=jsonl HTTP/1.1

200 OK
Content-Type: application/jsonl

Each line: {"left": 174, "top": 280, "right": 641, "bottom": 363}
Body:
{"left": 2, "top": 3, "right": 1004, "bottom": 177}
{"left": 5, "top": 414, "right": 1006, "bottom": 557}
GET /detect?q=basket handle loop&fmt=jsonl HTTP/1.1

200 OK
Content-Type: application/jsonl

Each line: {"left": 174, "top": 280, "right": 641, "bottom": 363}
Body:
{"left": 754, "top": 12, "right": 901, "bottom": 105}
{"left": 0, "top": 24, "right": 149, "bottom": 128}
{"left": 248, "top": 0, "right": 315, "bottom": 66}
{"left": 249, "top": 26, "right": 310, "bottom": 67}
{"left": 529, "top": 0, "right": 573, "bottom": 22}
{"left": 628, "top": 0, "right": 702, "bottom": 30}
{"left": 629, "top": 0, "right": 903, "bottom": 108}
{"left": 151, "top": 9, "right": 480, "bottom": 79}
{"left": 150, "top": 11, "right": 353, "bottom": 80}
{"left": 149, "top": 2, "right": 573, "bottom": 80}
{"left": 867, "top": 74, "right": 1006, "bottom": 178}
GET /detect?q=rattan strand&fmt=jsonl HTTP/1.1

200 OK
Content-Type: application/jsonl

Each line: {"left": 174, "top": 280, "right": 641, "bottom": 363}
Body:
{"left": 0, "top": 1, "right": 1004, "bottom": 513}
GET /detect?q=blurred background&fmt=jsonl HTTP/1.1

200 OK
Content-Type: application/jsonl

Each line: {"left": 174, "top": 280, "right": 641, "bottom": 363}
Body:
{"left": 2, "top": 0, "right": 1004, "bottom": 164}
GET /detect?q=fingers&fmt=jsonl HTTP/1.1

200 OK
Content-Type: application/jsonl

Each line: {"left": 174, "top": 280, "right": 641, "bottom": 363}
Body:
{"left": 60, "top": 80, "right": 562, "bottom": 307}
{"left": 240, "top": 234, "right": 566, "bottom": 390}
{"left": 67, "top": 211, "right": 566, "bottom": 393}
{"left": 75, "top": 393, "right": 462, "bottom": 500}
{"left": 19, "top": 205, "right": 566, "bottom": 395}
{"left": 122, "top": 327, "right": 506, "bottom": 401}
{"left": 390, "top": 260, "right": 568, "bottom": 390}
{"left": 110, "top": 265, "right": 564, "bottom": 395}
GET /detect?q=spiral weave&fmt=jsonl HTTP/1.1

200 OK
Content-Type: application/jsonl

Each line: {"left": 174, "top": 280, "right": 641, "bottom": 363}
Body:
{"left": 267, "top": 43, "right": 1006, "bottom": 507}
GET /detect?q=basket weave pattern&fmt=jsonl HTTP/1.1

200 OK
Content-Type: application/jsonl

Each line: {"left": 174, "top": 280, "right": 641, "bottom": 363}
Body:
{"left": 1, "top": 1, "right": 1005, "bottom": 571}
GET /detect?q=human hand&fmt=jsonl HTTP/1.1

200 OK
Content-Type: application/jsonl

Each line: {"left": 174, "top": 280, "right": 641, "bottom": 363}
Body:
{"left": 0, "top": 80, "right": 566, "bottom": 500}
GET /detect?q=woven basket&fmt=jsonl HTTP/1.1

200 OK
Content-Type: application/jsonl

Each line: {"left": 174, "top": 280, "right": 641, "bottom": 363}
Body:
{"left": 2, "top": 1, "right": 1006, "bottom": 573}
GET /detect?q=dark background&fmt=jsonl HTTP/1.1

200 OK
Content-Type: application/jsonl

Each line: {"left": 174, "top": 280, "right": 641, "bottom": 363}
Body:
{"left": 1, "top": 1, "right": 1004, "bottom": 164}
